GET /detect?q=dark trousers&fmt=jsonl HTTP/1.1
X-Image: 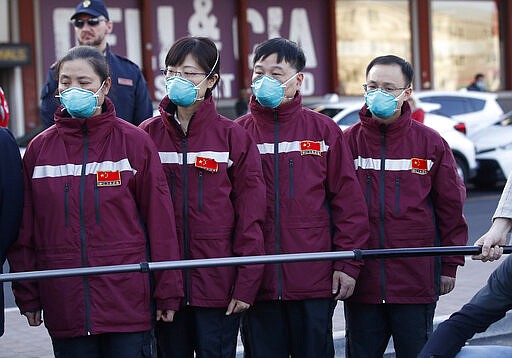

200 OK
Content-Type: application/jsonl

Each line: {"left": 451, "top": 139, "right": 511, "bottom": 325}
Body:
{"left": 344, "top": 302, "right": 436, "bottom": 358}
{"left": 51, "top": 330, "right": 155, "bottom": 358}
{"left": 241, "top": 298, "right": 337, "bottom": 358}
{"left": 156, "top": 306, "right": 240, "bottom": 358}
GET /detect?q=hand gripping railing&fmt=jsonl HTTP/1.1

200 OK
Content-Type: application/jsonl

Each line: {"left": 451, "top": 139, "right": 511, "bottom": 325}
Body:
{"left": 1, "top": 245, "right": 511, "bottom": 283}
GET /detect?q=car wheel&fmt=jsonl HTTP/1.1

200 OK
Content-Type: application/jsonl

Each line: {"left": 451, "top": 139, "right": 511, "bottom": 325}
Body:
{"left": 454, "top": 154, "right": 468, "bottom": 185}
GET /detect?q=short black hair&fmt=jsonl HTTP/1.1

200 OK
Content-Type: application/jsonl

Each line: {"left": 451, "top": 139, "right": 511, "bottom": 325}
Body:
{"left": 165, "top": 37, "right": 220, "bottom": 97}
{"left": 475, "top": 73, "right": 485, "bottom": 80}
{"left": 253, "top": 38, "right": 306, "bottom": 72}
{"left": 366, "top": 55, "right": 413, "bottom": 88}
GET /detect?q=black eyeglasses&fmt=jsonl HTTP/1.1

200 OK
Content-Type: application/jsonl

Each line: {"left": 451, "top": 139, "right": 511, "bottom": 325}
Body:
{"left": 73, "top": 17, "right": 107, "bottom": 29}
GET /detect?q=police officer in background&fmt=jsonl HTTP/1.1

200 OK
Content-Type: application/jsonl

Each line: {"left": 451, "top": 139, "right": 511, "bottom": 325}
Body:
{"left": 40, "top": 0, "right": 153, "bottom": 127}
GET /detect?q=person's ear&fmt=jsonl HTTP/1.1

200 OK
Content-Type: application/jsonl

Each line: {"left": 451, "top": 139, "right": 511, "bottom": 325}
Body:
{"left": 105, "top": 20, "right": 113, "bottom": 35}
{"left": 295, "top": 72, "right": 304, "bottom": 88}
{"left": 103, "top": 77, "right": 112, "bottom": 95}
{"left": 208, "top": 74, "right": 219, "bottom": 89}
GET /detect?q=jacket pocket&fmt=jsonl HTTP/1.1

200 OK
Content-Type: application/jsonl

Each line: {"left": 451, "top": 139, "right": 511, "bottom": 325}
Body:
{"left": 64, "top": 183, "right": 70, "bottom": 227}
{"left": 289, "top": 159, "right": 294, "bottom": 199}
{"left": 365, "top": 175, "right": 371, "bottom": 208}
{"left": 167, "top": 171, "right": 175, "bottom": 201}
{"left": 395, "top": 177, "right": 400, "bottom": 214}
{"left": 94, "top": 183, "right": 100, "bottom": 225}
{"left": 198, "top": 171, "right": 203, "bottom": 212}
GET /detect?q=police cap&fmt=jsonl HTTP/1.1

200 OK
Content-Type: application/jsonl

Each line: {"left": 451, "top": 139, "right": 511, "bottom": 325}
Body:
{"left": 71, "top": 0, "right": 110, "bottom": 20}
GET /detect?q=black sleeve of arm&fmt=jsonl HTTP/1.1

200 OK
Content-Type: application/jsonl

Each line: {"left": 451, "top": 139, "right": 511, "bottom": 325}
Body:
{"left": 0, "top": 128, "right": 23, "bottom": 263}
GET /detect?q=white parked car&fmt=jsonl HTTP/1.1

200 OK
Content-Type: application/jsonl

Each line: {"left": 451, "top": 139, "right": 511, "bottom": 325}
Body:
{"left": 469, "top": 111, "right": 512, "bottom": 188}
{"left": 329, "top": 103, "right": 477, "bottom": 184}
{"left": 414, "top": 90, "right": 504, "bottom": 136}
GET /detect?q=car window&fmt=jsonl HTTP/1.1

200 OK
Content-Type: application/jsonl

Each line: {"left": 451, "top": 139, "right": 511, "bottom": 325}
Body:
{"left": 336, "top": 110, "right": 360, "bottom": 126}
{"left": 420, "top": 96, "right": 485, "bottom": 116}
{"left": 320, "top": 108, "right": 343, "bottom": 118}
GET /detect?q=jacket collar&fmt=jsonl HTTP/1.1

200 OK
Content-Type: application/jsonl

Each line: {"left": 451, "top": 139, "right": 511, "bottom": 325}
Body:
{"left": 249, "top": 91, "right": 303, "bottom": 124}
{"left": 158, "top": 95, "right": 219, "bottom": 136}
{"left": 54, "top": 96, "right": 117, "bottom": 144}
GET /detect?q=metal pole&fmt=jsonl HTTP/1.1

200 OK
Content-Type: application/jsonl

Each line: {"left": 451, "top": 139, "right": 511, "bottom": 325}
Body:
{"left": 1, "top": 246, "right": 510, "bottom": 283}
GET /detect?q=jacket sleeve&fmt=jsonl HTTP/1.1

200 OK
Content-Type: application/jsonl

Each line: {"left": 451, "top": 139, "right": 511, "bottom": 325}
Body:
{"left": 134, "top": 135, "right": 183, "bottom": 311}
{"left": 132, "top": 71, "right": 154, "bottom": 126}
{"left": 328, "top": 128, "right": 370, "bottom": 280}
{"left": 40, "top": 68, "right": 59, "bottom": 128}
{"left": 431, "top": 139, "right": 468, "bottom": 277}
{"left": 0, "top": 128, "right": 23, "bottom": 263}
{"left": 228, "top": 125, "right": 266, "bottom": 304}
{"left": 493, "top": 172, "right": 512, "bottom": 220}
{"left": 418, "top": 255, "right": 512, "bottom": 358}
{"left": 7, "top": 141, "right": 41, "bottom": 313}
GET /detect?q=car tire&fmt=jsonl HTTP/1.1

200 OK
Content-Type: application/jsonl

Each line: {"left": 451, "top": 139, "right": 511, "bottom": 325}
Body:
{"left": 454, "top": 154, "right": 469, "bottom": 185}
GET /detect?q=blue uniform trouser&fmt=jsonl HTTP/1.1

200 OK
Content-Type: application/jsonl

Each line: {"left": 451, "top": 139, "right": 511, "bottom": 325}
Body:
{"left": 156, "top": 306, "right": 240, "bottom": 358}
{"left": 51, "top": 330, "right": 155, "bottom": 358}
{"left": 241, "top": 298, "right": 337, "bottom": 358}
{"left": 344, "top": 302, "right": 436, "bottom": 358}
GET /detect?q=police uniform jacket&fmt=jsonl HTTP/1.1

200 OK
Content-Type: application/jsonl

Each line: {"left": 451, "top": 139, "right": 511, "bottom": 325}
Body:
{"left": 236, "top": 92, "right": 370, "bottom": 301}
{"left": 40, "top": 45, "right": 153, "bottom": 127}
{"left": 140, "top": 95, "right": 265, "bottom": 307}
{"left": 344, "top": 102, "right": 468, "bottom": 304}
{"left": 8, "top": 97, "right": 183, "bottom": 339}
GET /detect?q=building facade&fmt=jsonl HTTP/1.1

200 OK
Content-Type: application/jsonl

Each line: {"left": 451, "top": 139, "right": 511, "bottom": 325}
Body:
{"left": 0, "top": 0, "right": 510, "bottom": 138}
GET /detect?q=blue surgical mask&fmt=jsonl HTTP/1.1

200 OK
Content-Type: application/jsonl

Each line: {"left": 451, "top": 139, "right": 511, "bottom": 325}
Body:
{"left": 58, "top": 83, "right": 104, "bottom": 118}
{"left": 165, "top": 52, "right": 220, "bottom": 107}
{"left": 166, "top": 77, "right": 204, "bottom": 107}
{"left": 365, "top": 88, "right": 406, "bottom": 119}
{"left": 251, "top": 73, "right": 298, "bottom": 109}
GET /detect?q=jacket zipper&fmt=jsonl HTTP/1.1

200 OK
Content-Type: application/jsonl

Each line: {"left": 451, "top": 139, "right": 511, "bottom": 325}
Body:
{"left": 79, "top": 123, "right": 92, "bottom": 335}
{"left": 198, "top": 171, "right": 203, "bottom": 211}
{"left": 181, "top": 136, "right": 191, "bottom": 305}
{"left": 395, "top": 177, "right": 400, "bottom": 214}
{"left": 288, "top": 159, "right": 294, "bottom": 199}
{"left": 379, "top": 127, "right": 387, "bottom": 303}
{"left": 273, "top": 111, "right": 282, "bottom": 300}
{"left": 64, "top": 183, "right": 69, "bottom": 227}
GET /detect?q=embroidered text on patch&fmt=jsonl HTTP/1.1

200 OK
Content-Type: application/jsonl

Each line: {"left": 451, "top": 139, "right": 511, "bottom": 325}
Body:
{"left": 411, "top": 158, "right": 428, "bottom": 175}
{"left": 300, "top": 140, "right": 322, "bottom": 156}
{"left": 96, "top": 171, "right": 122, "bottom": 187}
{"left": 195, "top": 156, "right": 218, "bottom": 172}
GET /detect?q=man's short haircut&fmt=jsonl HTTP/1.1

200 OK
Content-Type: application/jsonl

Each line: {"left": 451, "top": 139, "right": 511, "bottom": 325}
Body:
{"left": 366, "top": 55, "right": 414, "bottom": 88}
{"left": 475, "top": 73, "right": 485, "bottom": 80}
{"left": 253, "top": 38, "right": 306, "bottom": 72}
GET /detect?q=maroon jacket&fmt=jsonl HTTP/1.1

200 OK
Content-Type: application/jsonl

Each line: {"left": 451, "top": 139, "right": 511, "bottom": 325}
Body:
{"left": 140, "top": 95, "right": 265, "bottom": 307}
{"left": 236, "top": 93, "right": 370, "bottom": 301}
{"left": 8, "top": 98, "right": 183, "bottom": 339}
{"left": 343, "top": 103, "right": 468, "bottom": 304}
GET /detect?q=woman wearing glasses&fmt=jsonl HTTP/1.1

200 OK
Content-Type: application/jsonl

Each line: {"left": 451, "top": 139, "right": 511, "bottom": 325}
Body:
{"left": 139, "top": 37, "right": 265, "bottom": 358}
{"left": 8, "top": 45, "right": 183, "bottom": 357}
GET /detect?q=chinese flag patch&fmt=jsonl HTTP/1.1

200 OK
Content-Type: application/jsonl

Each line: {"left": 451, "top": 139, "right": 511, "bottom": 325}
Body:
{"left": 195, "top": 156, "right": 218, "bottom": 173}
{"left": 96, "top": 171, "right": 122, "bottom": 187}
{"left": 300, "top": 140, "right": 322, "bottom": 156}
{"left": 411, "top": 158, "right": 428, "bottom": 175}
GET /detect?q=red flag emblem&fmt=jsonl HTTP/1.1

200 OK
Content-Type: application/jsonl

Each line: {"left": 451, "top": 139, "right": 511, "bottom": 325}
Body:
{"left": 96, "top": 171, "right": 122, "bottom": 187}
{"left": 300, "top": 140, "right": 322, "bottom": 156}
{"left": 411, "top": 158, "right": 428, "bottom": 175}
{"left": 195, "top": 156, "right": 218, "bottom": 173}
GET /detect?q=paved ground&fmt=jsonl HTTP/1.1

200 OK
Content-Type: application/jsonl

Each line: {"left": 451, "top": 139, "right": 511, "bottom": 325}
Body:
{"left": 0, "top": 258, "right": 506, "bottom": 357}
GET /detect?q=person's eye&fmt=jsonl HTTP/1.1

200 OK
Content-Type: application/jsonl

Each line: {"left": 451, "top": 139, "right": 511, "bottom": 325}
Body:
{"left": 367, "top": 85, "right": 377, "bottom": 90}
{"left": 386, "top": 87, "right": 397, "bottom": 92}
